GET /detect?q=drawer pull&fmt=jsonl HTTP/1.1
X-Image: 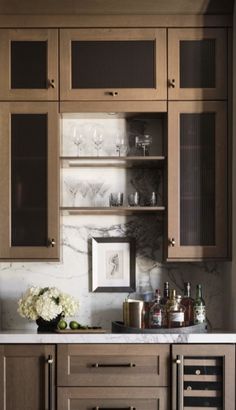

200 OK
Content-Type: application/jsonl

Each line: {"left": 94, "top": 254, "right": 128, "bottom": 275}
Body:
{"left": 91, "top": 363, "right": 136, "bottom": 368}
{"left": 93, "top": 407, "right": 135, "bottom": 410}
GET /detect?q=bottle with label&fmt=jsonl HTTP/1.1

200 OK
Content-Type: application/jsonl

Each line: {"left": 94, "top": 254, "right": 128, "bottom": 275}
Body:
{"left": 166, "top": 289, "right": 185, "bottom": 328}
{"left": 149, "top": 289, "right": 163, "bottom": 328}
{"left": 181, "top": 282, "right": 194, "bottom": 326}
{"left": 193, "top": 284, "right": 206, "bottom": 324}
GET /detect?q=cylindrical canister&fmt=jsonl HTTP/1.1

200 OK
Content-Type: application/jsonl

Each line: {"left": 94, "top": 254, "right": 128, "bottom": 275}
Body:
{"left": 123, "top": 300, "right": 144, "bottom": 328}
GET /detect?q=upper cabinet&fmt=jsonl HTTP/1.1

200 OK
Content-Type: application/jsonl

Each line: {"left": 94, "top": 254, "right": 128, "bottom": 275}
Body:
{"left": 0, "top": 102, "right": 59, "bottom": 260}
{"left": 167, "top": 101, "right": 228, "bottom": 260}
{"left": 60, "top": 28, "right": 167, "bottom": 101}
{"left": 168, "top": 28, "right": 227, "bottom": 100}
{"left": 0, "top": 29, "right": 58, "bottom": 100}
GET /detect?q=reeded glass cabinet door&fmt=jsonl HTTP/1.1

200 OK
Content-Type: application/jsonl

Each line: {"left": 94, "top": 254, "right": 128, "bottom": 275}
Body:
{"left": 0, "top": 102, "right": 59, "bottom": 260}
{"left": 60, "top": 28, "right": 167, "bottom": 101}
{"left": 172, "top": 344, "right": 235, "bottom": 410}
{"left": 0, "top": 29, "right": 58, "bottom": 100}
{"left": 168, "top": 28, "right": 227, "bottom": 100}
{"left": 167, "top": 101, "right": 228, "bottom": 260}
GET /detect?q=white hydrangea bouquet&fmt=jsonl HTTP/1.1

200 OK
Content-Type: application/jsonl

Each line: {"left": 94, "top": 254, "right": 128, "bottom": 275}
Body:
{"left": 18, "top": 286, "right": 79, "bottom": 331}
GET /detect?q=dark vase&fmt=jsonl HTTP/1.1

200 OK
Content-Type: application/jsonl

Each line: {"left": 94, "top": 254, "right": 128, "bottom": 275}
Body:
{"left": 36, "top": 315, "right": 61, "bottom": 332}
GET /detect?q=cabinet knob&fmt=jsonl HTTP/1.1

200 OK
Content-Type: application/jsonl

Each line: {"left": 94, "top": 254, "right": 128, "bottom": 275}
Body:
{"left": 48, "top": 238, "right": 56, "bottom": 247}
{"left": 176, "top": 358, "right": 181, "bottom": 364}
{"left": 168, "top": 79, "right": 175, "bottom": 88}
{"left": 48, "top": 79, "right": 55, "bottom": 89}
{"left": 108, "top": 91, "right": 119, "bottom": 96}
{"left": 168, "top": 237, "right": 175, "bottom": 247}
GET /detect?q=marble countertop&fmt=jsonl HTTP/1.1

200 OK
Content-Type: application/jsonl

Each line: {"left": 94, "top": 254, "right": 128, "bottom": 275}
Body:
{"left": 0, "top": 330, "right": 236, "bottom": 344}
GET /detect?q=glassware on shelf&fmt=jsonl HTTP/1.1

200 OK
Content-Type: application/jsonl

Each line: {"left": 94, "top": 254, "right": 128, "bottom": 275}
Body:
{"left": 135, "top": 134, "right": 152, "bottom": 156}
{"left": 128, "top": 192, "right": 140, "bottom": 207}
{"left": 115, "top": 136, "right": 128, "bottom": 157}
{"left": 109, "top": 192, "right": 124, "bottom": 207}
{"left": 92, "top": 126, "right": 104, "bottom": 157}
{"left": 72, "top": 126, "right": 84, "bottom": 156}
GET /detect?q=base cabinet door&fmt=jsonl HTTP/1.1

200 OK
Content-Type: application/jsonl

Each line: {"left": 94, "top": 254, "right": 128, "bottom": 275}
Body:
{"left": 0, "top": 344, "right": 55, "bottom": 410}
{"left": 57, "top": 387, "right": 168, "bottom": 410}
{"left": 172, "top": 344, "right": 235, "bottom": 410}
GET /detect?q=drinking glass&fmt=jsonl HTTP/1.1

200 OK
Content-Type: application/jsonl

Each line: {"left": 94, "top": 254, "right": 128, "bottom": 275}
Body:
{"left": 109, "top": 192, "right": 124, "bottom": 207}
{"left": 115, "top": 137, "right": 128, "bottom": 157}
{"left": 72, "top": 126, "right": 84, "bottom": 156}
{"left": 93, "top": 126, "right": 104, "bottom": 156}
{"left": 135, "top": 134, "right": 152, "bottom": 156}
{"left": 128, "top": 192, "right": 140, "bottom": 207}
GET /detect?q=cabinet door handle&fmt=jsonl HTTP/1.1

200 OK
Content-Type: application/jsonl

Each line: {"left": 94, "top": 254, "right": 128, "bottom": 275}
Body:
{"left": 91, "top": 362, "right": 136, "bottom": 368}
{"left": 168, "top": 238, "right": 175, "bottom": 247}
{"left": 48, "top": 79, "right": 55, "bottom": 88}
{"left": 176, "top": 355, "right": 184, "bottom": 410}
{"left": 168, "top": 78, "right": 175, "bottom": 88}
{"left": 107, "top": 91, "right": 119, "bottom": 96}
{"left": 93, "top": 407, "right": 135, "bottom": 410}
{"left": 47, "top": 238, "right": 56, "bottom": 247}
{"left": 47, "top": 355, "right": 54, "bottom": 410}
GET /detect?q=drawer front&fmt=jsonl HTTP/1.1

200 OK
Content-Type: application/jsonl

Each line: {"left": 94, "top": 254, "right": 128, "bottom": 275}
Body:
{"left": 57, "top": 344, "right": 169, "bottom": 387}
{"left": 57, "top": 387, "right": 168, "bottom": 410}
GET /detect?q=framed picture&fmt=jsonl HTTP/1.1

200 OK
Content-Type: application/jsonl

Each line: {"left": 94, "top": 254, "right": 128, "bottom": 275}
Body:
{"left": 92, "top": 237, "right": 136, "bottom": 292}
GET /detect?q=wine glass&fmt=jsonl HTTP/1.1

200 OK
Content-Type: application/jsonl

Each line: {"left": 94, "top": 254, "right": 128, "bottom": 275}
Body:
{"left": 72, "top": 126, "right": 84, "bottom": 156}
{"left": 115, "top": 136, "right": 128, "bottom": 157}
{"left": 92, "top": 126, "right": 104, "bottom": 157}
{"left": 135, "top": 134, "right": 152, "bottom": 156}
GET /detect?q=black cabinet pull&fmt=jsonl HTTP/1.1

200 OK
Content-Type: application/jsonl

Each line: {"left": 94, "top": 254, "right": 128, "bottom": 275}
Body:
{"left": 93, "top": 407, "right": 135, "bottom": 410}
{"left": 91, "top": 363, "right": 136, "bottom": 368}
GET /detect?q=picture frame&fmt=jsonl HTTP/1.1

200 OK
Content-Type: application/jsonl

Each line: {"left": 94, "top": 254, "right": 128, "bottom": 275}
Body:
{"left": 92, "top": 237, "right": 136, "bottom": 292}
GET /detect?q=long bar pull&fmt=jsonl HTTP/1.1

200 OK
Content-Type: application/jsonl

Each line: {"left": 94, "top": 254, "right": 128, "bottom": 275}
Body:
{"left": 176, "top": 355, "right": 184, "bottom": 410}
{"left": 91, "top": 363, "right": 136, "bottom": 368}
{"left": 47, "top": 355, "right": 54, "bottom": 410}
{"left": 93, "top": 407, "right": 135, "bottom": 410}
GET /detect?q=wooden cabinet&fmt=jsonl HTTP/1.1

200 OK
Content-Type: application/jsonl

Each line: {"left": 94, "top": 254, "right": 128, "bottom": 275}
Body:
{"left": 60, "top": 28, "right": 167, "bottom": 101}
{"left": 168, "top": 28, "right": 227, "bottom": 100}
{"left": 0, "top": 344, "right": 55, "bottom": 410}
{"left": 167, "top": 101, "right": 228, "bottom": 260}
{"left": 0, "top": 29, "right": 58, "bottom": 101}
{"left": 57, "top": 387, "right": 168, "bottom": 410}
{"left": 0, "top": 102, "right": 59, "bottom": 260}
{"left": 172, "top": 344, "right": 235, "bottom": 410}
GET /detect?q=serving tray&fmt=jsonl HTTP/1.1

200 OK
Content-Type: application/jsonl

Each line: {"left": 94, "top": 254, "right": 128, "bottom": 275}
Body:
{"left": 112, "top": 321, "right": 207, "bottom": 334}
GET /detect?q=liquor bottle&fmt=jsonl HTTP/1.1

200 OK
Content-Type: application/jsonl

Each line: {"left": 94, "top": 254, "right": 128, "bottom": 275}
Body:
{"left": 160, "top": 282, "right": 169, "bottom": 306}
{"left": 149, "top": 289, "right": 163, "bottom": 328}
{"left": 181, "top": 282, "right": 194, "bottom": 326}
{"left": 193, "top": 284, "right": 206, "bottom": 324}
{"left": 166, "top": 289, "right": 185, "bottom": 328}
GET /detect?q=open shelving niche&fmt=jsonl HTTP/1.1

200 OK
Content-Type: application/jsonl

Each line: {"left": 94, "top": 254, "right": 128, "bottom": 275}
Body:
{"left": 60, "top": 111, "right": 167, "bottom": 216}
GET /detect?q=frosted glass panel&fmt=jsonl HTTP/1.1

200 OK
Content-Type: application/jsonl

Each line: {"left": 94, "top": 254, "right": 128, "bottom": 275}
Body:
{"left": 180, "top": 113, "right": 215, "bottom": 246}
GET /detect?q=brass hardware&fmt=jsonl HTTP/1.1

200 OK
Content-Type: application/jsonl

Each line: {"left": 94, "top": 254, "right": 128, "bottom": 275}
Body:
{"left": 48, "top": 79, "right": 55, "bottom": 89}
{"left": 108, "top": 91, "right": 118, "bottom": 96}
{"left": 176, "top": 359, "right": 181, "bottom": 364}
{"left": 187, "top": 386, "right": 192, "bottom": 390}
{"left": 92, "top": 362, "right": 136, "bottom": 368}
{"left": 169, "top": 238, "right": 175, "bottom": 247}
{"left": 168, "top": 79, "right": 175, "bottom": 88}
{"left": 48, "top": 238, "right": 56, "bottom": 247}
{"left": 47, "top": 358, "right": 54, "bottom": 364}
{"left": 47, "top": 355, "right": 54, "bottom": 410}
{"left": 195, "top": 369, "right": 201, "bottom": 375}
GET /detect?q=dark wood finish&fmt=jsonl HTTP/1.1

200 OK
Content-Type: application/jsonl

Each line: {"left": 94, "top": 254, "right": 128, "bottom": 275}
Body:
{"left": 0, "top": 102, "right": 59, "bottom": 260}
{"left": 60, "top": 28, "right": 167, "bottom": 101}
{"left": 57, "top": 344, "right": 169, "bottom": 387}
{"left": 172, "top": 344, "right": 235, "bottom": 410}
{"left": 0, "top": 344, "right": 55, "bottom": 410}
{"left": 167, "top": 101, "right": 228, "bottom": 260}
{"left": 57, "top": 387, "right": 168, "bottom": 410}
{"left": 0, "top": 29, "right": 58, "bottom": 101}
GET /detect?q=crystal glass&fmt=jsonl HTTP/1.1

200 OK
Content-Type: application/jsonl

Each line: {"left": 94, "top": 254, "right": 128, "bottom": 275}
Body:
{"left": 115, "top": 136, "right": 128, "bottom": 157}
{"left": 72, "top": 126, "right": 84, "bottom": 156}
{"left": 135, "top": 134, "right": 152, "bottom": 156}
{"left": 109, "top": 192, "right": 123, "bottom": 207}
{"left": 92, "top": 126, "right": 104, "bottom": 156}
{"left": 128, "top": 192, "right": 140, "bottom": 207}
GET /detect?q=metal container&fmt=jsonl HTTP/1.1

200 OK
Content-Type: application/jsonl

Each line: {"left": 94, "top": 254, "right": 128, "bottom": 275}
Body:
{"left": 123, "top": 299, "right": 144, "bottom": 328}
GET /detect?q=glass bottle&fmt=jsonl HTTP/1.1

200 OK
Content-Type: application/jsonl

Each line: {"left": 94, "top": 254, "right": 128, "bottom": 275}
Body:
{"left": 149, "top": 289, "right": 163, "bottom": 328}
{"left": 181, "top": 282, "right": 194, "bottom": 326}
{"left": 166, "top": 289, "right": 185, "bottom": 328}
{"left": 160, "top": 282, "right": 169, "bottom": 306}
{"left": 193, "top": 284, "right": 206, "bottom": 324}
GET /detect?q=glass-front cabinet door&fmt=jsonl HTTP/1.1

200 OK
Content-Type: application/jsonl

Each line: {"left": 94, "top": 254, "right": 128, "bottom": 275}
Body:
{"left": 168, "top": 28, "right": 227, "bottom": 100}
{"left": 167, "top": 101, "right": 228, "bottom": 260}
{"left": 0, "top": 29, "right": 58, "bottom": 100}
{"left": 60, "top": 28, "right": 167, "bottom": 101}
{"left": 0, "top": 102, "right": 59, "bottom": 260}
{"left": 172, "top": 344, "right": 235, "bottom": 410}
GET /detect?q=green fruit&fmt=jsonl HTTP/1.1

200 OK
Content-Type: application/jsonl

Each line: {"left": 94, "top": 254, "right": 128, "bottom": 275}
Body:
{"left": 58, "top": 319, "right": 67, "bottom": 330}
{"left": 69, "top": 320, "right": 79, "bottom": 330}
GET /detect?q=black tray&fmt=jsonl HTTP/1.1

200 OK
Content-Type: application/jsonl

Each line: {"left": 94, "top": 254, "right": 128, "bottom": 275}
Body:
{"left": 112, "top": 321, "right": 207, "bottom": 334}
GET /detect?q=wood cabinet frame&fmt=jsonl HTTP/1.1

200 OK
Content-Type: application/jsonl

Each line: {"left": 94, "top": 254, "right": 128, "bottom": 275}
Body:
{"left": 168, "top": 28, "right": 227, "bottom": 100}
{"left": 60, "top": 28, "right": 167, "bottom": 101}
{"left": 0, "top": 102, "right": 60, "bottom": 260}
{"left": 0, "top": 29, "right": 58, "bottom": 100}
{"left": 167, "top": 101, "right": 228, "bottom": 260}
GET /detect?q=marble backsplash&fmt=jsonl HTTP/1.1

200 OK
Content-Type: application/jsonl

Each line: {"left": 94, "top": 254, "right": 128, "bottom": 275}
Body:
{"left": 0, "top": 214, "right": 226, "bottom": 331}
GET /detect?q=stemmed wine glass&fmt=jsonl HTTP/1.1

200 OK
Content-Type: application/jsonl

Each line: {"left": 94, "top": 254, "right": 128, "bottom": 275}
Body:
{"left": 115, "top": 136, "right": 128, "bottom": 157}
{"left": 72, "top": 126, "right": 84, "bottom": 156}
{"left": 92, "top": 126, "right": 104, "bottom": 157}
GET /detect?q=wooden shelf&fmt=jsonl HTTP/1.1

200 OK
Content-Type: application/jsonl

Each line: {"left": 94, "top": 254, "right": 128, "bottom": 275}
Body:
{"left": 61, "top": 206, "right": 165, "bottom": 215}
{"left": 60, "top": 156, "right": 165, "bottom": 168}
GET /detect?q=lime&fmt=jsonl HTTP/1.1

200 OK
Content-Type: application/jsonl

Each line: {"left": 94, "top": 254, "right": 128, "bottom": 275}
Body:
{"left": 69, "top": 320, "right": 79, "bottom": 330}
{"left": 58, "top": 319, "right": 67, "bottom": 330}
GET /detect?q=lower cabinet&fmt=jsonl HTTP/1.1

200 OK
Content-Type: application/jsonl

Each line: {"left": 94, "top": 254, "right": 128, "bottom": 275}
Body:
{"left": 0, "top": 344, "right": 55, "bottom": 410}
{"left": 57, "top": 387, "right": 168, "bottom": 410}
